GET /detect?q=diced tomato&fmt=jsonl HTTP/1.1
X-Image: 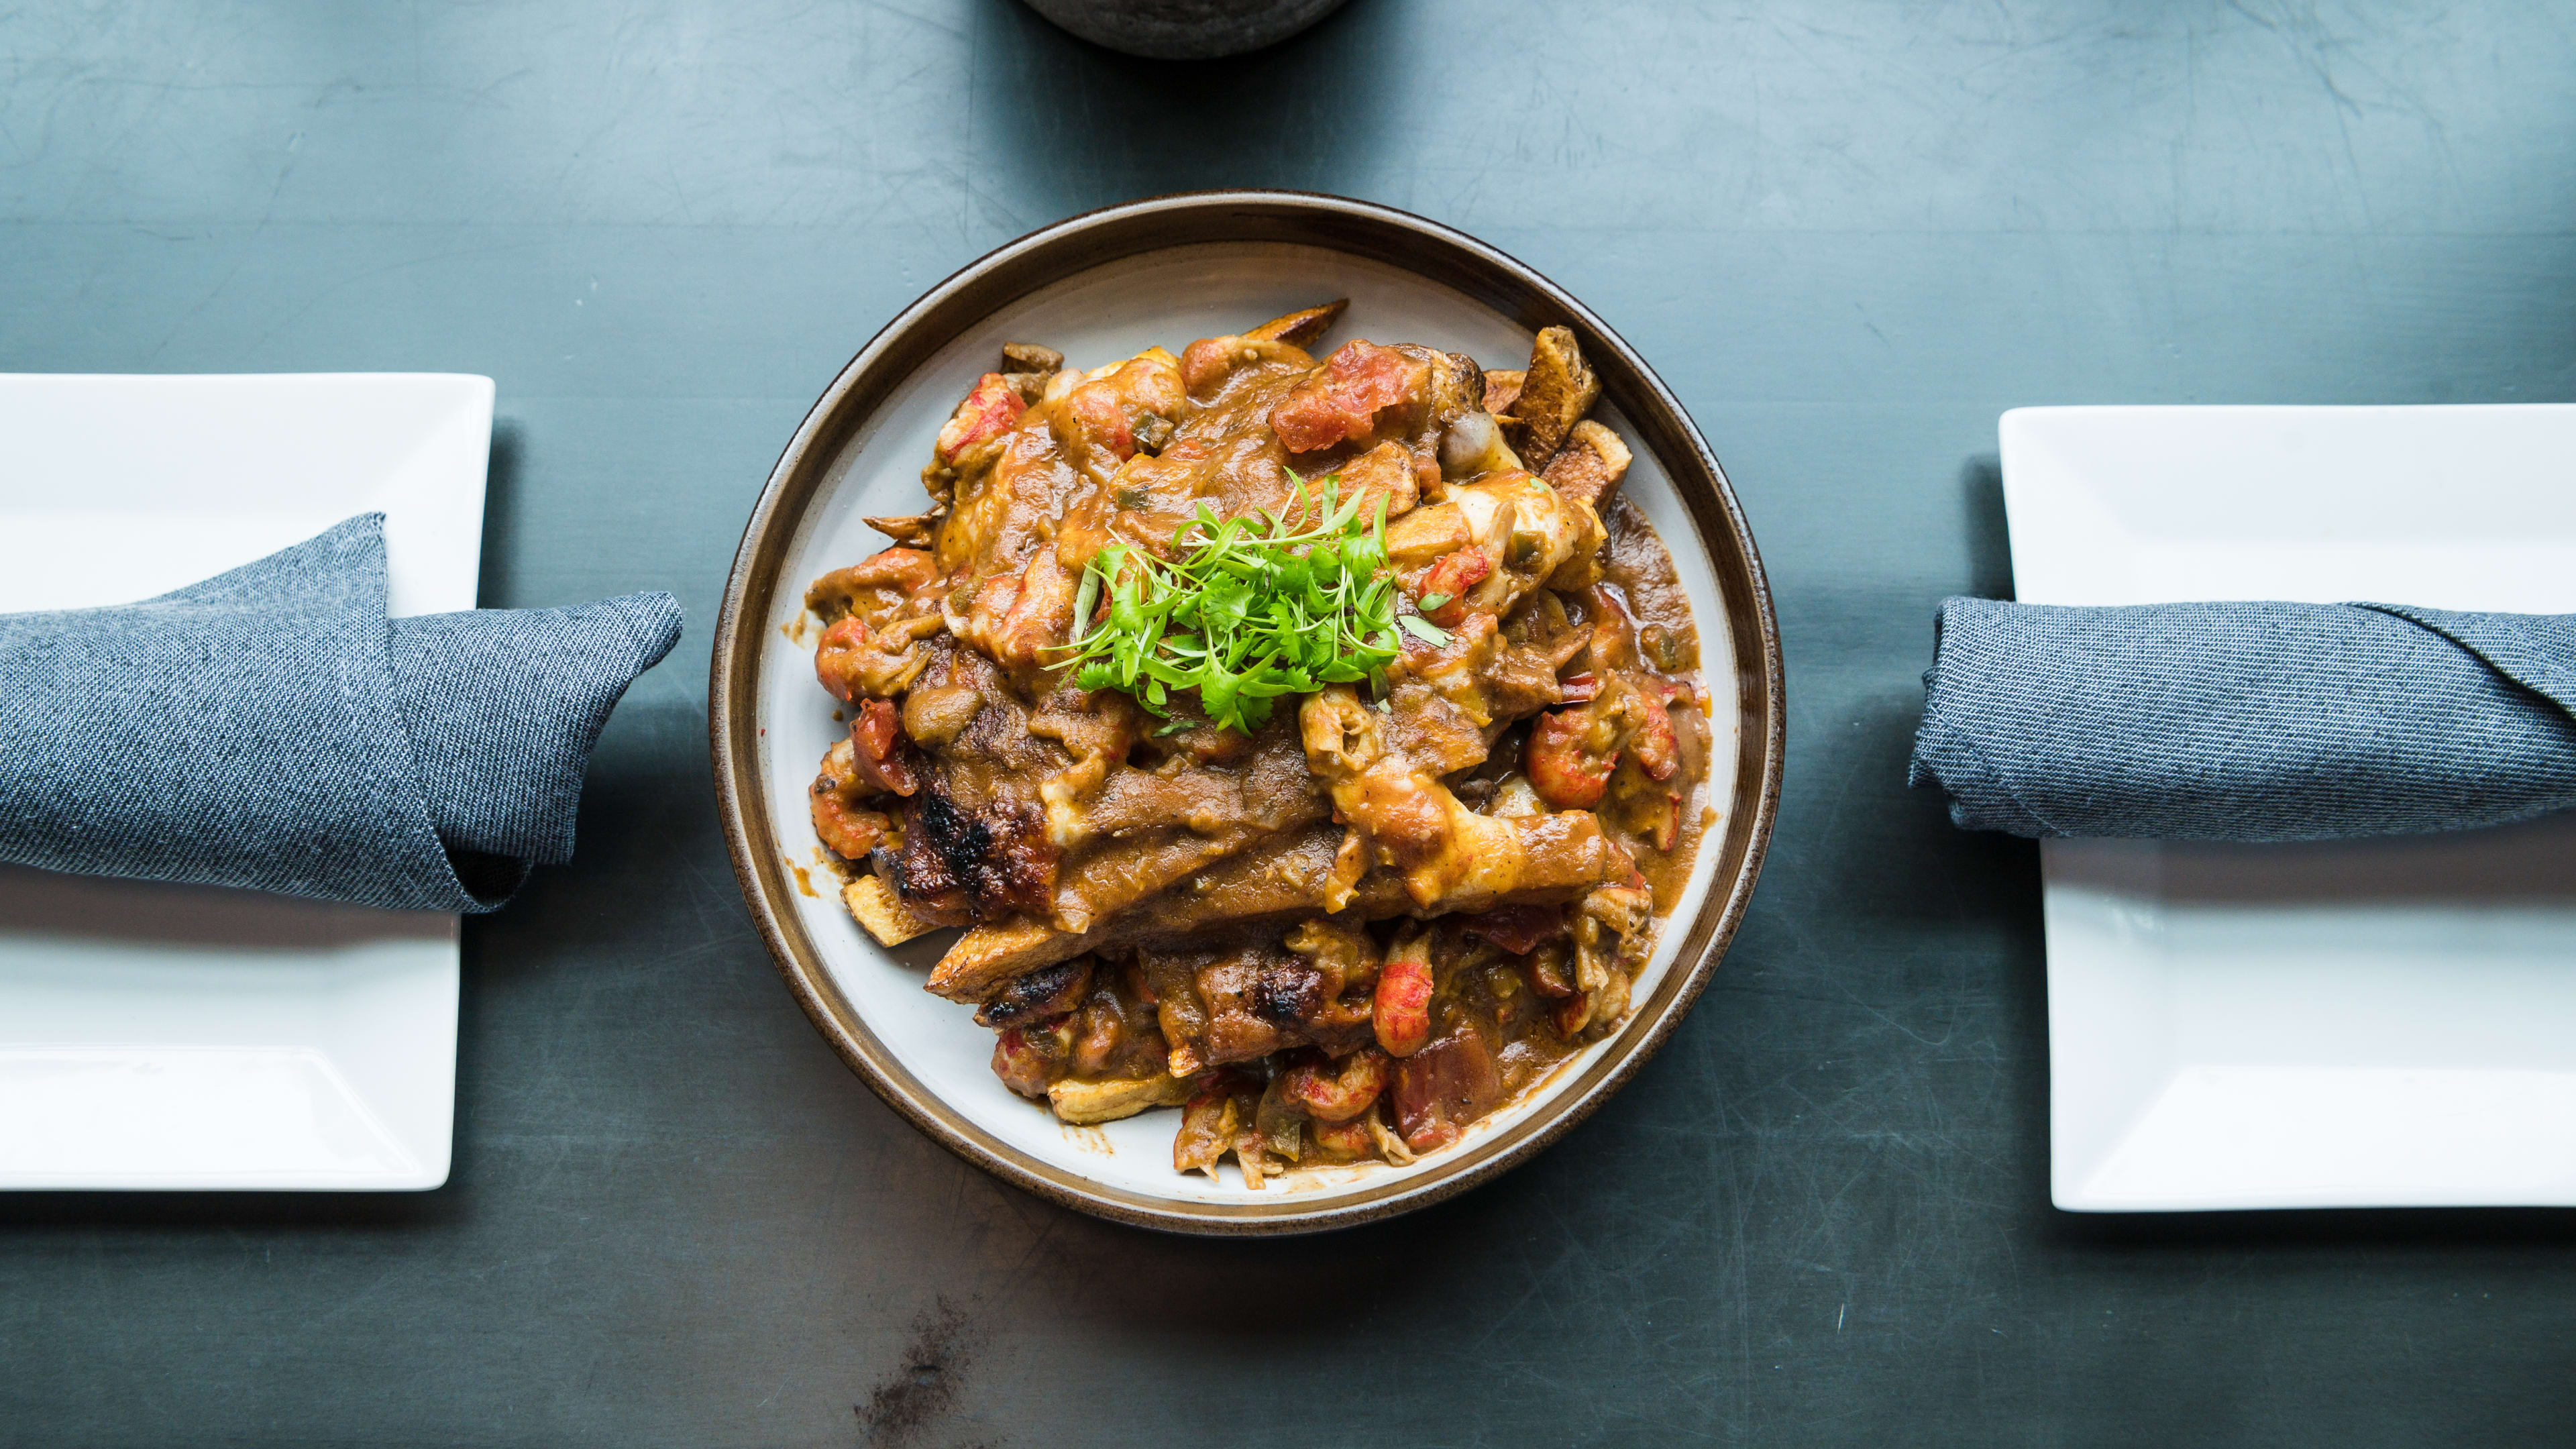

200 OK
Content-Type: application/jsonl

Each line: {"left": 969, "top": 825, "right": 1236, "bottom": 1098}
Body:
{"left": 848, "top": 698, "right": 918, "bottom": 797}
{"left": 990, "top": 1014, "right": 1072, "bottom": 1099}
{"left": 1415, "top": 547, "right": 1491, "bottom": 627}
{"left": 1269, "top": 341, "right": 1429, "bottom": 453}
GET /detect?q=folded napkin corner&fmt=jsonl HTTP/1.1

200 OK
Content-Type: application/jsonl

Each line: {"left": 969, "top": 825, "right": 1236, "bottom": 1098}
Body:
{"left": 1909, "top": 595, "right": 2576, "bottom": 843}
{"left": 0, "top": 516, "right": 684, "bottom": 912}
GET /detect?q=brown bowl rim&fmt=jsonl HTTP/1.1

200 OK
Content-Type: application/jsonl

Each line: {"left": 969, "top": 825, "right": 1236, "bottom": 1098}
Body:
{"left": 708, "top": 189, "right": 1786, "bottom": 1236}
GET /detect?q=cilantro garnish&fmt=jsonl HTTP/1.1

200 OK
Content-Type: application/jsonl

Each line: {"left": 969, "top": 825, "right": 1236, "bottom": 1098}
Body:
{"left": 1052, "top": 472, "right": 1441, "bottom": 734}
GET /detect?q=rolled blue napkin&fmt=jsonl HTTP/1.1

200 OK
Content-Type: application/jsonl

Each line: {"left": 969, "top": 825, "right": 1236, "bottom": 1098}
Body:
{"left": 1910, "top": 597, "right": 2576, "bottom": 842}
{"left": 0, "top": 515, "right": 682, "bottom": 911}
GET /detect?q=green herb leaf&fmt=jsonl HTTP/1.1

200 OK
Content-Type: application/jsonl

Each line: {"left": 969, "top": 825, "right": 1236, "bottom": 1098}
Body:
{"left": 1399, "top": 614, "right": 1452, "bottom": 646}
{"left": 1044, "top": 474, "right": 1405, "bottom": 734}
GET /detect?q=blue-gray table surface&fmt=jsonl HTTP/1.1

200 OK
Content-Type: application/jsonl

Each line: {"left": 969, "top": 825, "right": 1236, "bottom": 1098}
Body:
{"left": 5, "top": 3, "right": 2573, "bottom": 1444}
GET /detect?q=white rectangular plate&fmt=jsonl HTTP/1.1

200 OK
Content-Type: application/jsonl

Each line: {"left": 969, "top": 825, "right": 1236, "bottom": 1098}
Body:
{"left": 2004, "top": 404, "right": 2576, "bottom": 1211}
{"left": 0, "top": 373, "right": 492, "bottom": 1190}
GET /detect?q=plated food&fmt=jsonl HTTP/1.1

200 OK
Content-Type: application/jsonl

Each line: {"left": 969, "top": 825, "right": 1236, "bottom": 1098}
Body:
{"left": 798, "top": 300, "right": 1714, "bottom": 1185}
{"left": 715, "top": 193, "right": 1780, "bottom": 1233}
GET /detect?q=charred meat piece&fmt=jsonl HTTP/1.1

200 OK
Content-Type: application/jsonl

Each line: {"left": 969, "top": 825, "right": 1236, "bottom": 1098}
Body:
{"left": 975, "top": 956, "right": 1095, "bottom": 1028}
{"left": 1458, "top": 903, "right": 1570, "bottom": 956}
{"left": 889, "top": 642, "right": 1065, "bottom": 925}
{"left": 899, "top": 783, "right": 1054, "bottom": 925}
{"left": 991, "top": 1015, "right": 1074, "bottom": 1099}
{"left": 1065, "top": 969, "right": 1171, "bottom": 1079}
{"left": 926, "top": 915, "right": 1079, "bottom": 1003}
{"left": 1141, "top": 938, "right": 1375, "bottom": 1072}
{"left": 1039, "top": 708, "right": 1330, "bottom": 934}
{"left": 920, "top": 798, "right": 1627, "bottom": 1004}
{"left": 1299, "top": 681, "right": 1629, "bottom": 914}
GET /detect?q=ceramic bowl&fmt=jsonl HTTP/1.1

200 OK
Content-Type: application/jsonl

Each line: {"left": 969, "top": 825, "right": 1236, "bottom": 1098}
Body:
{"left": 1020, "top": 0, "right": 1349, "bottom": 59}
{"left": 710, "top": 191, "right": 1783, "bottom": 1234}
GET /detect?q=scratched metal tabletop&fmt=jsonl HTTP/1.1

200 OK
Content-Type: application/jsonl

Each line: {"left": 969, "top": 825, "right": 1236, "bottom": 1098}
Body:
{"left": 5, "top": 3, "right": 2574, "bottom": 1444}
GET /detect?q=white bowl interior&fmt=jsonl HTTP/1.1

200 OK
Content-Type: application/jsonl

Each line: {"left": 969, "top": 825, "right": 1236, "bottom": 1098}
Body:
{"left": 754, "top": 241, "right": 1737, "bottom": 1207}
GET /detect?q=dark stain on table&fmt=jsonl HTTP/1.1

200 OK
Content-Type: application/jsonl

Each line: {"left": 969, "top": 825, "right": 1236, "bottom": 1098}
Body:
{"left": 857, "top": 1298, "right": 981, "bottom": 1448}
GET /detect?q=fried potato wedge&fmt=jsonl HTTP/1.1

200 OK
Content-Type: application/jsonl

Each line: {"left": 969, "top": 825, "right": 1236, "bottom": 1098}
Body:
{"left": 927, "top": 917, "right": 1076, "bottom": 1002}
{"left": 1001, "top": 341, "right": 1065, "bottom": 374}
{"left": 1539, "top": 419, "right": 1634, "bottom": 510}
{"left": 1246, "top": 299, "right": 1348, "bottom": 349}
{"left": 845, "top": 874, "right": 936, "bottom": 948}
{"left": 1049, "top": 1073, "right": 1195, "bottom": 1125}
{"left": 1499, "top": 327, "right": 1599, "bottom": 470}
{"left": 922, "top": 813, "right": 1627, "bottom": 1003}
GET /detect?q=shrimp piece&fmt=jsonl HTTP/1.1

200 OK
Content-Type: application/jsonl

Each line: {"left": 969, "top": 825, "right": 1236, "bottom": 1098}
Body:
{"left": 1373, "top": 930, "right": 1434, "bottom": 1058}
{"left": 936, "top": 374, "right": 1027, "bottom": 465}
{"left": 808, "top": 738, "right": 890, "bottom": 859}
{"left": 805, "top": 547, "right": 940, "bottom": 622}
{"left": 1525, "top": 704, "right": 1620, "bottom": 809}
{"left": 1525, "top": 676, "right": 1680, "bottom": 808}
{"left": 1279, "top": 1049, "right": 1392, "bottom": 1122}
{"left": 1307, "top": 1114, "right": 1377, "bottom": 1163}
{"left": 1623, "top": 679, "right": 1683, "bottom": 783}
{"left": 813, "top": 617, "right": 872, "bottom": 703}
